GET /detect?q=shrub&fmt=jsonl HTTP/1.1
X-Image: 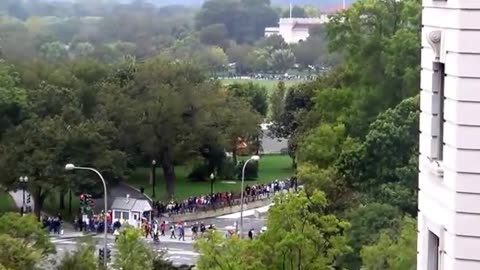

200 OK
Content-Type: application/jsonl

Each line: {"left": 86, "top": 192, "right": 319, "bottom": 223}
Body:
{"left": 188, "top": 163, "right": 210, "bottom": 182}
{"left": 236, "top": 160, "right": 259, "bottom": 180}
{"left": 218, "top": 160, "right": 236, "bottom": 179}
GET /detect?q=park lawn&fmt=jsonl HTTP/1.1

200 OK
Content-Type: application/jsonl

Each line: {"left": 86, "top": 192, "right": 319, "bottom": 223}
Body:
{"left": 127, "top": 154, "right": 293, "bottom": 200}
{"left": 222, "top": 79, "right": 303, "bottom": 95}
{"left": 0, "top": 190, "right": 16, "bottom": 213}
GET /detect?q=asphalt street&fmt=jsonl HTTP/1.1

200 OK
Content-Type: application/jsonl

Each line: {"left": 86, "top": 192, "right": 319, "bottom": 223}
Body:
{"left": 50, "top": 206, "right": 269, "bottom": 266}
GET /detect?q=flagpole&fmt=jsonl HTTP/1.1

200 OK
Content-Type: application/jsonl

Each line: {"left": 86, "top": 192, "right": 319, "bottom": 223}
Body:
{"left": 289, "top": 2, "right": 292, "bottom": 18}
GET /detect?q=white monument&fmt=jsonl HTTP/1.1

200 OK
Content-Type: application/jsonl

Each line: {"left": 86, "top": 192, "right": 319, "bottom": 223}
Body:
{"left": 418, "top": 1, "right": 480, "bottom": 269}
{"left": 265, "top": 17, "right": 329, "bottom": 44}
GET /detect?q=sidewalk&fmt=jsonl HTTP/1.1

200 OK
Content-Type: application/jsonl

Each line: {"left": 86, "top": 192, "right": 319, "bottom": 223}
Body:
{"left": 49, "top": 229, "right": 96, "bottom": 239}
{"left": 8, "top": 189, "right": 34, "bottom": 210}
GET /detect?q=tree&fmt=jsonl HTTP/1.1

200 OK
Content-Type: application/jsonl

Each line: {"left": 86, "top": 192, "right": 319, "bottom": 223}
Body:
{"left": 225, "top": 44, "right": 254, "bottom": 74}
{"left": 326, "top": 0, "right": 421, "bottom": 137}
{"left": 195, "top": 0, "right": 278, "bottom": 44}
{"left": 269, "top": 81, "right": 286, "bottom": 123}
{"left": 39, "top": 41, "right": 69, "bottom": 62}
{"left": 0, "top": 60, "right": 28, "bottom": 138}
{"left": 227, "top": 82, "right": 268, "bottom": 117}
{"left": 197, "top": 46, "right": 228, "bottom": 74}
{"left": 360, "top": 216, "right": 417, "bottom": 270}
{"left": 297, "top": 123, "right": 346, "bottom": 167}
{"left": 256, "top": 35, "right": 288, "bottom": 52}
{"left": 56, "top": 241, "right": 97, "bottom": 270}
{"left": 268, "top": 48, "right": 296, "bottom": 73}
{"left": 195, "top": 190, "right": 352, "bottom": 270}
{"left": 99, "top": 57, "right": 229, "bottom": 198}
{"left": 220, "top": 98, "right": 262, "bottom": 164}
{"left": 114, "top": 226, "right": 153, "bottom": 270}
{"left": 292, "top": 36, "right": 328, "bottom": 69}
{"left": 198, "top": 24, "right": 229, "bottom": 48}
{"left": 71, "top": 42, "right": 95, "bottom": 58}
{"left": 268, "top": 83, "right": 315, "bottom": 139}
{"left": 343, "top": 203, "right": 402, "bottom": 269}
{"left": 336, "top": 96, "right": 419, "bottom": 215}
{"left": 0, "top": 213, "right": 55, "bottom": 269}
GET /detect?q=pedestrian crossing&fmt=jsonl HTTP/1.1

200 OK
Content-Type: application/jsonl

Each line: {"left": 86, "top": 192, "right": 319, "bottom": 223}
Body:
{"left": 51, "top": 237, "right": 199, "bottom": 263}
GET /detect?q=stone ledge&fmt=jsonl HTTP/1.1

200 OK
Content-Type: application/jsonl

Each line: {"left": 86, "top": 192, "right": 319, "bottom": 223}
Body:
{"left": 168, "top": 198, "right": 272, "bottom": 222}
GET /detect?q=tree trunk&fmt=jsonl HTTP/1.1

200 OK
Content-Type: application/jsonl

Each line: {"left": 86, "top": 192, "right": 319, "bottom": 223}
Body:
{"left": 68, "top": 188, "right": 72, "bottom": 215}
{"left": 232, "top": 148, "right": 237, "bottom": 165}
{"left": 161, "top": 151, "right": 176, "bottom": 200}
{"left": 33, "top": 187, "right": 47, "bottom": 220}
{"left": 59, "top": 190, "right": 65, "bottom": 210}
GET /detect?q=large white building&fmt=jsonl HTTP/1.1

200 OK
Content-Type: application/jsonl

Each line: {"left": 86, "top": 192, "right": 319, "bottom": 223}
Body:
{"left": 265, "top": 16, "right": 329, "bottom": 44}
{"left": 418, "top": 1, "right": 480, "bottom": 269}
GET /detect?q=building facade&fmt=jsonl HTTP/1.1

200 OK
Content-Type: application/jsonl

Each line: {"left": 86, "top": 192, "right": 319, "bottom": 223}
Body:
{"left": 264, "top": 16, "right": 329, "bottom": 44}
{"left": 418, "top": 1, "right": 480, "bottom": 269}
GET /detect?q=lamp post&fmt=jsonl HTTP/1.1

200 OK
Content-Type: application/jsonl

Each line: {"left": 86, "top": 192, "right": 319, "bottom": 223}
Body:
{"left": 210, "top": 172, "right": 215, "bottom": 196}
{"left": 151, "top": 160, "right": 156, "bottom": 198}
{"left": 65, "top": 164, "right": 108, "bottom": 267}
{"left": 239, "top": 155, "right": 260, "bottom": 238}
{"left": 19, "top": 176, "right": 28, "bottom": 216}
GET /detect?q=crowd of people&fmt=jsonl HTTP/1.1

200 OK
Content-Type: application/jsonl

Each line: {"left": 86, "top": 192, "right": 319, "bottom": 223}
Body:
{"left": 41, "top": 214, "right": 64, "bottom": 234}
{"left": 72, "top": 210, "right": 113, "bottom": 233}
{"left": 152, "top": 177, "right": 297, "bottom": 217}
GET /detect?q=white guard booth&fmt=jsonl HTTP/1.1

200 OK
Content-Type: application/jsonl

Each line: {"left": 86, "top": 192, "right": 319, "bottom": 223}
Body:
{"left": 111, "top": 195, "right": 152, "bottom": 227}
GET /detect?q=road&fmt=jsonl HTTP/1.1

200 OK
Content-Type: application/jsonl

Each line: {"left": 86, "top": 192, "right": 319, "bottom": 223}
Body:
{"left": 50, "top": 205, "right": 269, "bottom": 266}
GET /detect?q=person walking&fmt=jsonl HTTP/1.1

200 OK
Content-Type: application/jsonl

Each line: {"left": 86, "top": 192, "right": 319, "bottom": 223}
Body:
{"left": 191, "top": 223, "right": 198, "bottom": 240}
{"left": 248, "top": 229, "right": 254, "bottom": 240}
{"left": 179, "top": 224, "right": 185, "bottom": 241}
{"left": 170, "top": 224, "right": 176, "bottom": 239}
{"left": 160, "top": 221, "right": 166, "bottom": 236}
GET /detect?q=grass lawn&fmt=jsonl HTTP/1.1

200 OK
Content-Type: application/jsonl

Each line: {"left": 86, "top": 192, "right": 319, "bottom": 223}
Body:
{"left": 222, "top": 79, "right": 304, "bottom": 95}
{"left": 0, "top": 190, "right": 16, "bottom": 213}
{"left": 127, "top": 154, "right": 293, "bottom": 200}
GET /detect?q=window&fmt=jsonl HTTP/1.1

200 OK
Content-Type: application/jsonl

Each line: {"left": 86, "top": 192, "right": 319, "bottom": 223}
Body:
{"left": 114, "top": 211, "right": 121, "bottom": 220}
{"left": 432, "top": 62, "right": 445, "bottom": 160}
{"left": 121, "top": 211, "right": 129, "bottom": 220}
{"left": 427, "top": 230, "right": 440, "bottom": 270}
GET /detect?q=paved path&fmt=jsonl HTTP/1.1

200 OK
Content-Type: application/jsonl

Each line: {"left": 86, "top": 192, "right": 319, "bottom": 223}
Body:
{"left": 8, "top": 189, "right": 34, "bottom": 211}
{"left": 50, "top": 203, "right": 270, "bottom": 266}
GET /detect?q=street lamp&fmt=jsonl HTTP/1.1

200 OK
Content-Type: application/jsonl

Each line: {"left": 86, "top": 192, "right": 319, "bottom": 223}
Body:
{"left": 65, "top": 164, "right": 108, "bottom": 267}
{"left": 151, "top": 160, "right": 156, "bottom": 198}
{"left": 19, "top": 176, "right": 28, "bottom": 216}
{"left": 210, "top": 172, "right": 215, "bottom": 196}
{"left": 239, "top": 155, "right": 260, "bottom": 238}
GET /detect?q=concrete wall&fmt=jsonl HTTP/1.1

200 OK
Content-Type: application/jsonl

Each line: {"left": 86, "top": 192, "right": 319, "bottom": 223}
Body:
{"left": 418, "top": 1, "right": 480, "bottom": 269}
{"left": 169, "top": 198, "right": 272, "bottom": 222}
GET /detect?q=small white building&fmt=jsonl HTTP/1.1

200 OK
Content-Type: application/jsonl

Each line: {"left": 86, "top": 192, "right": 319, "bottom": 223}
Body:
{"left": 264, "top": 16, "right": 329, "bottom": 44}
{"left": 111, "top": 196, "right": 152, "bottom": 226}
{"left": 418, "top": 1, "right": 480, "bottom": 270}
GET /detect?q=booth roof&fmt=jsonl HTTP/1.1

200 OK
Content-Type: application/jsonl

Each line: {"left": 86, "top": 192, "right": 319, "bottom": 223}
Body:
{"left": 111, "top": 197, "right": 152, "bottom": 212}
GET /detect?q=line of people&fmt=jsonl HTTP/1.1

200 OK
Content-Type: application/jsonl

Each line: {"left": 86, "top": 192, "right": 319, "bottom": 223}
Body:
{"left": 152, "top": 177, "right": 297, "bottom": 217}
{"left": 140, "top": 219, "right": 216, "bottom": 242}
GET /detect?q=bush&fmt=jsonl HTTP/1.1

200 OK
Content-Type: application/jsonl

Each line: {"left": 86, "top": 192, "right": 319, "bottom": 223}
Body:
{"left": 188, "top": 163, "right": 210, "bottom": 182}
{"left": 236, "top": 160, "right": 259, "bottom": 180}
{"left": 218, "top": 160, "right": 236, "bottom": 179}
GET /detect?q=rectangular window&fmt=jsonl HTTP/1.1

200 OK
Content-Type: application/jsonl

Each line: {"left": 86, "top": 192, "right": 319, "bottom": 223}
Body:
{"left": 121, "top": 211, "right": 130, "bottom": 220}
{"left": 114, "top": 211, "right": 121, "bottom": 220}
{"left": 432, "top": 62, "right": 445, "bottom": 160}
{"left": 427, "top": 230, "right": 440, "bottom": 270}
